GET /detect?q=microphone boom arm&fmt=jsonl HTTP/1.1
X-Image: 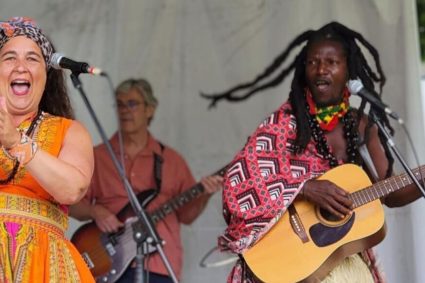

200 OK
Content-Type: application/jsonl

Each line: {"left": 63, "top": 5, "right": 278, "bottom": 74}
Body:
{"left": 369, "top": 110, "right": 425, "bottom": 198}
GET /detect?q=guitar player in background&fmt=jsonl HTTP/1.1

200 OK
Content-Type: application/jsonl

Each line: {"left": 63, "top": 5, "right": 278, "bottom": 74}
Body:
{"left": 70, "top": 78, "right": 223, "bottom": 283}
{"left": 202, "top": 22, "right": 423, "bottom": 282}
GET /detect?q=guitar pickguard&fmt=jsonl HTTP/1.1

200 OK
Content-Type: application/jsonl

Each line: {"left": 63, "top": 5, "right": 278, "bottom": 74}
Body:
{"left": 309, "top": 213, "right": 355, "bottom": 247}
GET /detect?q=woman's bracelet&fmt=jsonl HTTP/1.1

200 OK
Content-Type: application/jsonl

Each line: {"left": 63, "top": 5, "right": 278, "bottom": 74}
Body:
{"left": 4, "top": 133, "right": 38, "bottom": 166}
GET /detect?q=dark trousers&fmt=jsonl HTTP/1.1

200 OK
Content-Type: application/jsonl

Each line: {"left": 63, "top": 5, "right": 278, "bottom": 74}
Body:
{"left": 117, "top": 267, "right": 173, "bottom": 283}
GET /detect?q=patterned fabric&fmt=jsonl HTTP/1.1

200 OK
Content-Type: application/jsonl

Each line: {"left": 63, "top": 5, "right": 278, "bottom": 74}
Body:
{"left": 0, "top": 193, "right": 68, "bottom": 233}
{"left": 0, "top": 17, "right": 53, "bottom": 68}
{"left": 306, "top": 87, "right": 350, "bottom": 131}
{"left": 220, "top": 101, "right": 384, "bottom": 283}
{"left": 0, "top": 114, "right": 95, "bottom": 283}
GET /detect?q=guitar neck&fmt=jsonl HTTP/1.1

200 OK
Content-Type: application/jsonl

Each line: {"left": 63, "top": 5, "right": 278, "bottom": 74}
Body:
{"left": 149, "top": 166, "right": 227, "bottom": 224}
{"left": 149, "top": 183, "right": 205, "bottom": 224}
{"left": 350, "top": 165, "right": 425, "bottom": 208}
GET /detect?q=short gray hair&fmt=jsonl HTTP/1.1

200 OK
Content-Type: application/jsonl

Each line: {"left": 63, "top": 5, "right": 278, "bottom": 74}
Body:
{"left": 115, "top": 78, "right": 158, "bottom": 108}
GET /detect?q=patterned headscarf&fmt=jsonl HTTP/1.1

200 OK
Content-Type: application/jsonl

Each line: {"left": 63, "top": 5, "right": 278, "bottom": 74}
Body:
{"left": 0, "top": 17, "right": 53, "bottom": 69}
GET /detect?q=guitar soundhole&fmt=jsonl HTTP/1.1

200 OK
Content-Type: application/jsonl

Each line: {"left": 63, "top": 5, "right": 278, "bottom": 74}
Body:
{"left": 318, "top": 208, "right": 341, "bottom": 223}
{"left": 309, "top": 212, "right": 356, "bottom": 247}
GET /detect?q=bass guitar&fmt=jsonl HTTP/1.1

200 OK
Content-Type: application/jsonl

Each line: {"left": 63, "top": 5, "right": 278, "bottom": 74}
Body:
{"left": 71, "top": 166, "right": 226, "bottom": 283}
{"left": 242, "top": 163, "right": 424, "bottom": 283}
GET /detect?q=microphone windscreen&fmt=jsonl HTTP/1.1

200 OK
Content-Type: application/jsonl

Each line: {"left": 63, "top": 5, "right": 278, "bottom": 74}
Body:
{"left": 347, "top": 79, "right": 364, "bottom": 94}
{"left": 50, "top": 53, "right": 64, "bottom": 70}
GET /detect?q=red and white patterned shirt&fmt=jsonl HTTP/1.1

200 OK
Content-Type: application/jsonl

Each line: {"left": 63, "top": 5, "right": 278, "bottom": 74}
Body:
{"left": 220, "top": 101, "right": 384, "bottom": 282}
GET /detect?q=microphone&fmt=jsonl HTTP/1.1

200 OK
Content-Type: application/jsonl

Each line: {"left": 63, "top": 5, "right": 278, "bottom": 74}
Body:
{"left": 347, "top": 79, "right": 403, "bottom": 124}
{"left": 50, "top": 53, "right": 104, "bottom": 76}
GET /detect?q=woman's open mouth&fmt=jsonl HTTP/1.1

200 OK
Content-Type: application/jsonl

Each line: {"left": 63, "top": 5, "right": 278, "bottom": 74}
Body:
{"left": 11, "top": 79, "right": 31, "bottom": 96}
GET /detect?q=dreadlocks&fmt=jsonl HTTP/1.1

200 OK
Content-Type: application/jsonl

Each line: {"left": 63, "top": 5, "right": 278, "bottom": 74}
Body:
{"left": 202, "top": 22, "right": 394, "bottom": 177}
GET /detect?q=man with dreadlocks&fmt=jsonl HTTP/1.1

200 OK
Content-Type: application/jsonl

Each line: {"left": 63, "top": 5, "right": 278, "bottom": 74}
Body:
{"left": 202, "top": 22, "right": 423, "bottom": 282}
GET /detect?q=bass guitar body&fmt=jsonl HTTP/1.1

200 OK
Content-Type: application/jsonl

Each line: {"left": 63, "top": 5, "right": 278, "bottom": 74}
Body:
{"left": 71, "top": 190, "right": 158, "bottom": 283}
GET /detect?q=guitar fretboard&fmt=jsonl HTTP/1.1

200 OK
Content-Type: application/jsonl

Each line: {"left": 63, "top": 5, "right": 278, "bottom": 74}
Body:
{"left": 350, "top": 165, "right": 425, "bottom": 208}
{"left": 148, "top": 165, "right": 227, "bottom": 224}
{"left": 149, "top": 183, "right": 205, "bottom": 224}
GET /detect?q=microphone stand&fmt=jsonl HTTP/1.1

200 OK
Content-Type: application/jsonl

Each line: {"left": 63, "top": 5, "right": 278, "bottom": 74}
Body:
{"left": 369, "top": 109, "right": 425, "bottom": 198}
{"left": 70, "top": 72, "right": 179, "bottom": 283}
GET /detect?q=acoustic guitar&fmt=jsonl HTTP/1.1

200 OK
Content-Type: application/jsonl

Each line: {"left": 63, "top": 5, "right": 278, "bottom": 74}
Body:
{"left": 243, "top": 163, "right": 424, "bottom": 283}
{"left": 71, "top": 166, "right": 226, "bottom": 283}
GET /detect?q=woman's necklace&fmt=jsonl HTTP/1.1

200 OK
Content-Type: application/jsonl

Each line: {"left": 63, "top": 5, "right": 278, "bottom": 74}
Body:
{"left": 0, "top": 110, "right": 44, "bottom": 184}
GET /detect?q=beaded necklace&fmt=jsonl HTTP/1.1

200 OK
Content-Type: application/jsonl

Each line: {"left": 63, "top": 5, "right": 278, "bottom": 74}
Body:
{"left": 306, "top": 94, "right": 360, "bottom": 168}
{"left": 0, "top": 109, "right": 44, "bottom": 184}
{"left": 306, "top": 88, "right": 350, "bottom": 132}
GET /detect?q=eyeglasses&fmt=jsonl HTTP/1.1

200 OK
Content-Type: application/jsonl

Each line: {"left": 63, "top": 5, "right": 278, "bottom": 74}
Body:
{"left": 116, "top": 100, "right": 144, "bottom": 110}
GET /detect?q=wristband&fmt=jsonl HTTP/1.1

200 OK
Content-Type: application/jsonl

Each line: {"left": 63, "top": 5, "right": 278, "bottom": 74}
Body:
{"left": 6, "top": 133, "right": 38, "bottom": 166}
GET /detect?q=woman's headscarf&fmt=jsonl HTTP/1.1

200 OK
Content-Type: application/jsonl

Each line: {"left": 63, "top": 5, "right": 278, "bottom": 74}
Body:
{"left": 0, "top": 17, "right": 53, "bottom": 69}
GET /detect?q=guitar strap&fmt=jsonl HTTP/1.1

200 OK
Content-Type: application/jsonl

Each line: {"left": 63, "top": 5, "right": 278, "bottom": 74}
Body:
{"left": 153, "top": 142, "right": 165, "bottom": 193}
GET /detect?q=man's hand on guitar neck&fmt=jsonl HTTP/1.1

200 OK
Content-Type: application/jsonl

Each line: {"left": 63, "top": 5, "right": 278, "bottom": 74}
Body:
{"left": 301, "top": 179, "right": 353, "bottom": 219}
{"left": 200, "top": 175, "right": 224, "bottom": 195}
{"left": 92, "top": 204, "right": 124, "bottom": 233}
{"left": 178, "top": 174, "right": 223, "bottom": 223}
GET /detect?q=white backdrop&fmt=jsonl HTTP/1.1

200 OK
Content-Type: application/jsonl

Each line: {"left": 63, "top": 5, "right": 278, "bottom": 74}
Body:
{"left": 1, "top": 0, "right": 424, "bottom": 282}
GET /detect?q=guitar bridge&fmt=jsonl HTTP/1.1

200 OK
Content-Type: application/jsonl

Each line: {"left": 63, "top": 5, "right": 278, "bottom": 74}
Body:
{"left": 288, "top": 205, "right": 309, "bottom": 243}
{"left": 81, "top": 252, "right": 94, "bottom": 269}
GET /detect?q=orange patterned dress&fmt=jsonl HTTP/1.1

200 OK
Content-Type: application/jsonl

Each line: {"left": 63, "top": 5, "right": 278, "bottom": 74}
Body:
{"left": 0, "top": 113, "right": 94, "bottom": 283}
